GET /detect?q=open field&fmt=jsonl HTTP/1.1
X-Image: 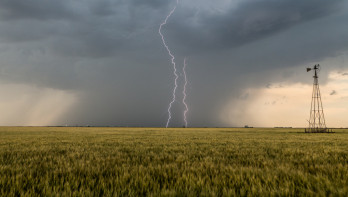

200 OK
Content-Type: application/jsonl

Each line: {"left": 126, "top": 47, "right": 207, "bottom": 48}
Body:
{"left": 0, "top": 127, "right": 347, "bottom": 196}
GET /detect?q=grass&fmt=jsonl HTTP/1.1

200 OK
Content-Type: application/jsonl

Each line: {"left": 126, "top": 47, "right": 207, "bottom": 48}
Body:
{"left": 0, "top": 127, "right": 347, "bottom": 196}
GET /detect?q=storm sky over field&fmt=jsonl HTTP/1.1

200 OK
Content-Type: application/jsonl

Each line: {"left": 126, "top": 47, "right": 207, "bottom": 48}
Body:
{"left": 0, "top": 0, "right": 348, "bottom": 127}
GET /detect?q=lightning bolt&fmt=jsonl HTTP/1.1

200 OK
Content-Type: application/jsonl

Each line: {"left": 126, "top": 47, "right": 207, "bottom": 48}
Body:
{"left": 159, "top": 0, "right": 179, "bottom": 128}
{"left": 183, "top": 58, "right": 189, "bottom": 128}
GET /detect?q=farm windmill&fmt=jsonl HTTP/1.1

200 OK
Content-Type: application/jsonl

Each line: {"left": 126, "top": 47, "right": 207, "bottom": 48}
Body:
{"left": 305, "top": 64, "right": 332, "bottom": 133}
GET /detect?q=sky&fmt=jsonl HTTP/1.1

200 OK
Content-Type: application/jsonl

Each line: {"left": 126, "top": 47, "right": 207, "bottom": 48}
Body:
{"left": 0, "top": 0, "right": 348, "bottom": 127}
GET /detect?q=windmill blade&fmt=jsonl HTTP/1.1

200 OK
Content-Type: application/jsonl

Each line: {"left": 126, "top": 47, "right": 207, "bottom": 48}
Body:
{"left": 307, "top": 68, "right": 312, "bottom": 72}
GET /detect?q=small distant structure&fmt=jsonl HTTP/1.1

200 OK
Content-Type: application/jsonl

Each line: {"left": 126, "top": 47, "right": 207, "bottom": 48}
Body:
{"left": 244, "top": 125, "right": 253, "bottom": 128}
{"left": 305, "top": 64, "right": 333, "bottom": 133}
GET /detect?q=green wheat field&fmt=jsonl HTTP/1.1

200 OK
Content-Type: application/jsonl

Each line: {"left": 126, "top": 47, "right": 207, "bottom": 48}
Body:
{"left": 0, "top": 127, "right": 347, "bottom": 196}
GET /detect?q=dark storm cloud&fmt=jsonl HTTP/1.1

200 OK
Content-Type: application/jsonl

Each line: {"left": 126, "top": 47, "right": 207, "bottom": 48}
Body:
{"left": 0, "top": 0, "right": 347, "bottom": 126}
{"left": 129, "top": 0, "right": 168, "bottom": 8}
{"left": 169, "top": 0, "right": 344, "bottom": 51}
{"left": 0, "top": 0, "right": 74, "bottom": 20}
{"left": 215, "top": 0, "right": 341, "bottom": 46}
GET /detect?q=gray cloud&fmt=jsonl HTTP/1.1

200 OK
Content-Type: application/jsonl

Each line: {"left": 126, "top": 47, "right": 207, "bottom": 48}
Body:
{"left": 0, "top": 0, "right": 347, "bottom": 127}
{"left": 0, "top": 0, "right": 76, "bottom": 21}
{"left": 168, "top": 0, "right": 344, "bottom": 51}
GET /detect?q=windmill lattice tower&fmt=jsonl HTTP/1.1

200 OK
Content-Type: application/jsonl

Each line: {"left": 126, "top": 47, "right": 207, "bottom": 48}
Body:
{"left": 305, "top": 64, "right": 332, "bottom": 133}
